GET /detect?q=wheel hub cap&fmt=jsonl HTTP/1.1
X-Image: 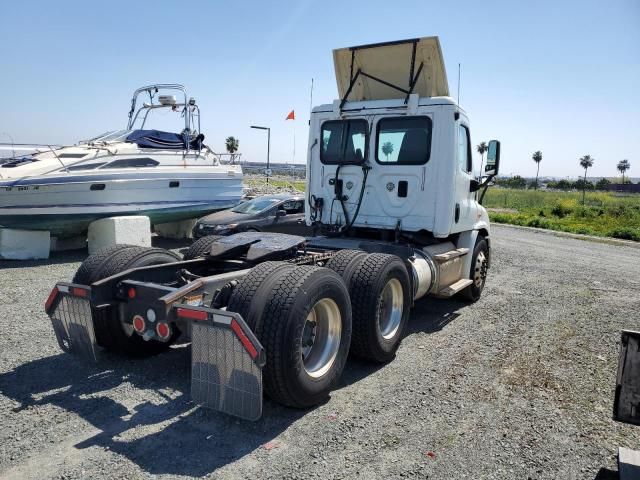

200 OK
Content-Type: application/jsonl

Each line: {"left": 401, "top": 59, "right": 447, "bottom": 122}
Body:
{"left": 301, "top": 298, "right": 342, "bottom": 379}
{"left": 378, "top": 278, "right": 404, "bottom": 340}
{"left": 474, "top": 251, "right": 488, "bottom": 287}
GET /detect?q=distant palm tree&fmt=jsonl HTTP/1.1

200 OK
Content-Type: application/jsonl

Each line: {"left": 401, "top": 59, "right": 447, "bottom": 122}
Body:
{"left": 617, "top": 159, "right": 631, "bottom": 185}
{"left": 381, "top": 141, "right": 394, "bottom": 161}
{"left": 225, "top": 136, "right": 239, "bottom": 163}
{"left": 579, "top": 154, "right": 594, "bottom": 205}
{"left": 532, "top": 151, "right": 543, "bottom": 190}
{"left": 476, "top": 142, "right": 488, "bottom": 177}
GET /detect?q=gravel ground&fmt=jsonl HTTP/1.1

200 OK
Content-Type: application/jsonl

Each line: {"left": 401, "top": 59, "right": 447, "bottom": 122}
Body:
{"left": 0, "top": 226, "right": 639, "bottom": 479}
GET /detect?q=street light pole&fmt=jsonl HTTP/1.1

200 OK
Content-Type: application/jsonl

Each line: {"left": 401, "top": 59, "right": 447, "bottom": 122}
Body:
{"left": 251, "top": 125, "right": 271, "bottom": 184}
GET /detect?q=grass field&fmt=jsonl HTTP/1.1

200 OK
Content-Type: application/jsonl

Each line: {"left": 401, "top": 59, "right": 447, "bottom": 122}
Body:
{"left": 244, "top": 176, "right": 306, "bottom": 191}
{"left": 484, "top": 188, "right": 640, "bottom": 241}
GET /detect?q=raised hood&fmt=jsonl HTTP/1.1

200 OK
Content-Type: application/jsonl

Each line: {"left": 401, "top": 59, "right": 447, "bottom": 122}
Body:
{"left": 333, "top": 36, "right": 449, "bottom": 102}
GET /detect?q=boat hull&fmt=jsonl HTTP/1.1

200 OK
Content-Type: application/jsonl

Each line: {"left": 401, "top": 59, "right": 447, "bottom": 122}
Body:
{"left": 0, "top": 172, "right": 243, "bottom": 237}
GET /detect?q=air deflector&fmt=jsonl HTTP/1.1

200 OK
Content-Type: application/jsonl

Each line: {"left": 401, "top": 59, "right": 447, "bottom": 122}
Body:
{"left": 333, "top": 36, "right": 450, "bottom": 107}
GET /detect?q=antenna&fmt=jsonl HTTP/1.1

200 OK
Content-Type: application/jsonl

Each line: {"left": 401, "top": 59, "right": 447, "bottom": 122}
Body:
{"left": 309, "top": 78, "right": 314, "bottom": 117}
{"left": 457, "top": 63, "right": 461, "bottom": 106}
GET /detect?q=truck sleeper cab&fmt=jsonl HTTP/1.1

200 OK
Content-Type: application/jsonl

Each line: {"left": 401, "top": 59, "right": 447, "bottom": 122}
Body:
{"left": 44, "top": 36, "right": 501, "bottom": 421}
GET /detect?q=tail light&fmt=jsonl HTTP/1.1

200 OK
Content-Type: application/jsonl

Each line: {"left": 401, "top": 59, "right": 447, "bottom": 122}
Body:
{"left": 132, "top": 315, "right": 145, "bottom": 333}
{"left": 45, "top": 287, "right": 59, "bottom": 311}
{"left": 156, "top": 322, "right": 171, "bottom": 339}
{"left": 176, "top": 307, "right": 208, "bottom": 321}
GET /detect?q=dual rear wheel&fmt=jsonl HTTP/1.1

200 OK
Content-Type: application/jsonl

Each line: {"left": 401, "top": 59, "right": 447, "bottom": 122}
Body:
{"left": 73, "top": 244, "right": 181, "bottom": 356}
{"left": 226, "top": 251, "right": 411, "bottom": 408}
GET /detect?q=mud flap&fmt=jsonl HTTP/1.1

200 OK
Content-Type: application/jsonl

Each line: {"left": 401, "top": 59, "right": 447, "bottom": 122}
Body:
{"left": 181, "top": 306, "right": 265, "bottom": 421}
{"left": 45, "top": 283, "right": 99, "bottom": 362}
{"left": 614, "top": 330, "right": 640, "bottom": 426}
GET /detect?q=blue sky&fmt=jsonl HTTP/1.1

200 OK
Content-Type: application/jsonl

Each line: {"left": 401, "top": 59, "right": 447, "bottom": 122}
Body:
{"left": 0, "top": 0, "right": 638, "bottom": 178}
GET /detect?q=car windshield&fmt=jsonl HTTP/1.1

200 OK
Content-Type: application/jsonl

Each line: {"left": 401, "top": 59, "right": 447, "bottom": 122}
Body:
{"left": 231, "top": 198, "right": 280, "bottom": 214}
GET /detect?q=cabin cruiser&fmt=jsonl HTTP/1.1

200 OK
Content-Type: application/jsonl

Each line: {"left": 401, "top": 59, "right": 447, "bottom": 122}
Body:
{"left": 0, "top": 84, "right": 243, "bottom": 237}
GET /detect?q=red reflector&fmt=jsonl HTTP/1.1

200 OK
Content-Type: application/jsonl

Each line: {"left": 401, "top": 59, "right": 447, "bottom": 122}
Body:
{"left": 230, "top": 319, "right": 258, "bottom": 359}
{"left": 127, "top": 287, "right": 136, "bottom": 299}
{"left": 176, "top": 307, "right": 208, "bottom": 321}
{"left": 45, "top": 287, "right": 59, "bottom": 310}
{"left": 132, "top": 315, "right": 145, "bottom": 333}
{"left": 156, "top": 322, "right": 171, "bottom": 339}
{"left": 72, "top": 287, "right": 87, "bottom": 297}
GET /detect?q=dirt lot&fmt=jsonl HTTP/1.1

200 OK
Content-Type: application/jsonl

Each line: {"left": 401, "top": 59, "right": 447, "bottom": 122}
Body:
{"left": 0, "top": 225, "right": 639, "bottom": 479}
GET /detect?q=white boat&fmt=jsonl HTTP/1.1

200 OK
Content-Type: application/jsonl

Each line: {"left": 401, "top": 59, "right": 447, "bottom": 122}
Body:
{"left": 0, "top": 84, "right": 243, "bottom": 237}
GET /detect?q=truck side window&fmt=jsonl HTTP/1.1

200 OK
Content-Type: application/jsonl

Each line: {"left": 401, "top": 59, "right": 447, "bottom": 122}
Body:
{"left": 320, "top": 120, "right": 367, "bottom": 165}
{"left": 376, "top": 116, "right": 431, "bottom": 165}
{"left": 457, "top": 125, "right": 472, "bottom": 173}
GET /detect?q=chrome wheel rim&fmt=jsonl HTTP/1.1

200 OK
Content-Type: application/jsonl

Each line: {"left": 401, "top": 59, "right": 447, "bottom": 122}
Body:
{"left": 378, "top": 278, "right": 403, "bottom": 340}
{"left": 301, "top": 298, "right": 342, "bottom": 378}
{"left": 473, "top": 251, "right": 487, "bottom": 288}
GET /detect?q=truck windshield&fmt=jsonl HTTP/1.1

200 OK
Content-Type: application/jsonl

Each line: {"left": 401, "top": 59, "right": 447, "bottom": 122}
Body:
{"left": 320, "top": 119, "right": 367, "bottom": 165}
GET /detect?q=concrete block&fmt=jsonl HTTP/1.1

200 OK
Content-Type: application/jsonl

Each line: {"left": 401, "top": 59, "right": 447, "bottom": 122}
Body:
{"left": 619, "top": 447, "right": 640, "bottom": 480}
{"left": 154, "top": 218, "right": 197, "bottom": 239}
{"left": 50, "top": 235, "right": 87, "bottom": 252}
{"left": 0, "top": 228, "right": 50, "bottom": 260}
{"left": 87, "top": 216, "right": 151, "bottom": 254}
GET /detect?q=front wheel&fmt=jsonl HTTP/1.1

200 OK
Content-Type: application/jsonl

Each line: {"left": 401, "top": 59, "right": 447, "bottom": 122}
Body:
{"left": 461, "top": 237, "right": 489, "bottom": 302}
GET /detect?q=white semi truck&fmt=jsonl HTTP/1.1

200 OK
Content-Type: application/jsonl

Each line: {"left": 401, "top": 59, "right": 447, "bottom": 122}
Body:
{"left": 45, "top": 37, "right": 501, "bottom": 420}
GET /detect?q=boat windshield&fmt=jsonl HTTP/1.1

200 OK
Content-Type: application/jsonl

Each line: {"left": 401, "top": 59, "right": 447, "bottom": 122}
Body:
{"left": 84, "top": 130, "right": 133, "bottom": 143}
{"left": 231, "top": 197, "right": 280, "bottom": 214}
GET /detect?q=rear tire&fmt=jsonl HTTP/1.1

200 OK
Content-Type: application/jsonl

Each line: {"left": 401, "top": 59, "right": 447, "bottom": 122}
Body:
{"left": 226, "top": 261, "right": 297, "bottom": 331}
{"left": 94, "top": 247, "right": 180, "bottom": 281}
{"left": 324, "top": 249, "right": 367, "bottom": 285}
{"left": 348, "top": 253, "right": 411, "bottom": 363}
{"left": 73, "top": 244, "right": 137, "bottom": 285}
{"left": 461, "top": 238, "right": 488, "bottom": 302}
{"left": 253, "top": 266, "right": 352, "bottom": 408}
{"left": 183, "top": 235, "right": 222, "bottom": 260}
{"left": 89, "top": 247, "right": 181, "bottom": 356}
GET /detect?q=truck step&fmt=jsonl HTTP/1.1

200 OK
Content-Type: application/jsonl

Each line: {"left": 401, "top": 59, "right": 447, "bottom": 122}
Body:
{"left": 433, "top": 248, "right": 469, "bottom": 263}
{"left": 435, "top": 278, "right": 473, "bottom": 298}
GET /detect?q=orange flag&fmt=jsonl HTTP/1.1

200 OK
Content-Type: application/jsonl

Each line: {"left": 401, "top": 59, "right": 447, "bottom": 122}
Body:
{"left": 285, "top": 110, "right": 295, "bottom": 120}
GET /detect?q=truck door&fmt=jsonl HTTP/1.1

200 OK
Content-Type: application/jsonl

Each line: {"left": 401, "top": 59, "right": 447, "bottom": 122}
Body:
{"left": 453, "top": 122, "right": 476, "bottom": 230}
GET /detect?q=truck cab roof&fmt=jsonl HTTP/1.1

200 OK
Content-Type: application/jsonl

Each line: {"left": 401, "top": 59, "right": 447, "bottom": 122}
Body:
{"left": 312, "top": 96, "right": 466, "bottom": 115}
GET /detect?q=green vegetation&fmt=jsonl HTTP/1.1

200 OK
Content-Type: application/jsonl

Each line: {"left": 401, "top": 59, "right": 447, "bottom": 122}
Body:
{"left": 245, "top": 177, "right": 306, "bottom": 191}
{"left": 484, "top": 189, "right": 640, "bottom": 241}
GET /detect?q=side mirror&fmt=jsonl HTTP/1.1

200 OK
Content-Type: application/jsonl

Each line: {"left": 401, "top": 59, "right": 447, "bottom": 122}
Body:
{"left": 484, "top": 140, "right": 501, "bottom": 177}
{"left": 469, "top": 179, "right": 480, "bottom": 192}
{"left": 276, "top": 209, "right": 287, "bottom": 217}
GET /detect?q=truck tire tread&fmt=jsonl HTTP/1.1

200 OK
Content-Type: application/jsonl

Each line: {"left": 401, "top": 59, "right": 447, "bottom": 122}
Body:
{"left": 258, "top": 266, "right": 352, "bottom": 408}
{"left": 72, "top": 244, "right": 137, "bottom": 285}
{"left": 348, "top": 253, "right": 411, "bottom": 363}
{"left": 324, "top": 249, "right": 367, "bottom": 284}
{"left": 226, "top": 261, "right": 296, "bottom": 331}
{"left": 183, "top": 235, "right": 223, "bottom": 260}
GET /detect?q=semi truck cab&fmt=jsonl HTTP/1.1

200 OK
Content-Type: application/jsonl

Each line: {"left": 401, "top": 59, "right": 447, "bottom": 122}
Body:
{"left": 306, "top": 36, "right": 499, "bottom": 241}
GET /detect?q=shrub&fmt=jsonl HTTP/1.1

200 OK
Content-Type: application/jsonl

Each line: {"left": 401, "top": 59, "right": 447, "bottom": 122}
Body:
{"left": 551, "top": 201, "right": 574, "bottom": 218}
{"left": 608, "top": 228, "right": 640, "bottom": 242}
{"left": 572, "top": 227, "right": 596, "bottom": 236}
{"left": 526, "top": 217, "right": 552, "bottom": 229}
